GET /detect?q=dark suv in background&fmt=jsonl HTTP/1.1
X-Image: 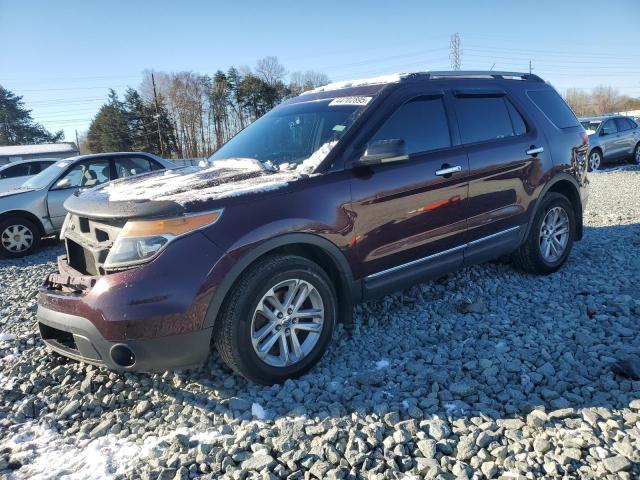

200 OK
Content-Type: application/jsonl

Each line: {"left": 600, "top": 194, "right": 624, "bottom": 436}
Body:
{"left": 38, "top": 71, "right": 589, "bottom": 384}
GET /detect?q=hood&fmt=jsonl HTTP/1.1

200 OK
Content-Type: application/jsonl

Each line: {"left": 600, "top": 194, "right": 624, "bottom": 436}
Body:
{"left": 0, "top": 188, "right": 34, "bottom": 199}
{"left": 64, "top": 159, "right": 304, "bottom": 219}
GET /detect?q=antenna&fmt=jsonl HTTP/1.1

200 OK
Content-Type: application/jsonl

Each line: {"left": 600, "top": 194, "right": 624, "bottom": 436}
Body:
{"left": 450, "top": 33, "right": 461, "bottom": 71}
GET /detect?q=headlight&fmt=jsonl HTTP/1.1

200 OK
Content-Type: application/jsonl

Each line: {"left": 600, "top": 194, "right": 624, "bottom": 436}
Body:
{"left": 104, "top": 209, "right": 223, "bottom": 269}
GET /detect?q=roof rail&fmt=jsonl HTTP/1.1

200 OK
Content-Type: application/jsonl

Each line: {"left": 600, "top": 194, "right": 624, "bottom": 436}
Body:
{"left": 424, "top": 71, "right": 544, "bottom": 82}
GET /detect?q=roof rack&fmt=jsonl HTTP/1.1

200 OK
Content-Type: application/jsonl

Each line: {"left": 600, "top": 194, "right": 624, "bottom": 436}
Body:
{"left": 421, "top": 71, "right": 544, "bottom": 82}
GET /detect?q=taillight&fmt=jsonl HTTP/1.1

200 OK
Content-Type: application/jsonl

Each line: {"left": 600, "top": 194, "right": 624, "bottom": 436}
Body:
{"left": 581, "top": 132, "right": 589, "bottom": 146}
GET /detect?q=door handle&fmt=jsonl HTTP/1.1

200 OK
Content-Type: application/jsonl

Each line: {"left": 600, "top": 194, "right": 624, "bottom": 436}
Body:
{"left": 526, "top": 146, "right": 544, "bottom": 156}
{"left": 435, "top": 165, "right": 462, "bottom": 176}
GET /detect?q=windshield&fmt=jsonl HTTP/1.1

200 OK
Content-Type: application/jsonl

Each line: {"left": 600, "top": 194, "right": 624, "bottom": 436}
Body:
{"left": 210, "top": 97, "right": 371, "bottom": 168}
{"left": 20, "top": 159, "right": 71, "bottom": 190}
{"left": 580, "top": 120, "right": 601, "bottom": 132}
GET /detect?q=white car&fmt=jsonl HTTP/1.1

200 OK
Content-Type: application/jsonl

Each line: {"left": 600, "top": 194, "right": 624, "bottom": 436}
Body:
{"left": 0, "top": 159, "right": 57, "bottom": 192}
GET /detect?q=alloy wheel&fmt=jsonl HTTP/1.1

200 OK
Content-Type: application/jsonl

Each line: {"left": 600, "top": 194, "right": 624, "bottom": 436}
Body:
{"left": 634, "top": 145, "right": 640, "bottom": 165}
{"left": 589, "top": 151, "right": 601, "bottom": 171}
{"left": 539, "top": 206, "right": 570, "bottom": 263}
{"left": 251, "top": 278, "right": 325, "bottom": 368}
{"left": 1, "top": 224, "right": 34, "bottom": 253}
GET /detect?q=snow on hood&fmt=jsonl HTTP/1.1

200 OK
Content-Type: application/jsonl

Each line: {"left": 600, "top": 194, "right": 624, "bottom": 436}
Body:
{"left": 97, "top": 144, "right": 337, "bottom": 206}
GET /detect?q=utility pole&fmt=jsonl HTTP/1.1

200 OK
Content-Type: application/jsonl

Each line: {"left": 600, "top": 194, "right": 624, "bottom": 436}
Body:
{"left": 450, "top": 33, "right": 461, "bottom": 71}
{"left": 75, "top": 129, "right": 81, "bottom": 155}
{"left": 529, "top": 60, "right": 532, "bottom": 74}
{"left": 151, "top": 73, "right": 165, "bottom": 157}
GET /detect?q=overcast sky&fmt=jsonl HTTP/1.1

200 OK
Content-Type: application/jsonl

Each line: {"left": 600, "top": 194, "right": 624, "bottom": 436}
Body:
{"left": 1, "top": 0, "right": 639, "bottom": 141}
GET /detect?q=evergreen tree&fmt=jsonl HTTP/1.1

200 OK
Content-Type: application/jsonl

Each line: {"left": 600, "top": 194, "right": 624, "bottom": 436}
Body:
{"left": 87, "top": 90, "right": 132, "bottom": 152}
{"left": 0, "top": 85, "right": 63, "bottom": 145}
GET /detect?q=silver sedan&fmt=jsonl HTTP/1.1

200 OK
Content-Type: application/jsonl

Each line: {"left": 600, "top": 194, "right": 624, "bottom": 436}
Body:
{"left": 0, "top": 152, "right": 174, "bottom": 258}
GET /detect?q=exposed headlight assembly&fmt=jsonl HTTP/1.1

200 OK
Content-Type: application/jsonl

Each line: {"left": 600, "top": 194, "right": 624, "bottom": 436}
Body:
{"left": 104, "top": 209, "right": 223, "bottom": 269}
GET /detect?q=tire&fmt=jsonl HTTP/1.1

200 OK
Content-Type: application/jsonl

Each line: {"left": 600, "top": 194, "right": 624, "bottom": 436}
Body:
{"left": 214, "top": 254, "right": 337, "bottom": 385}
{"left": 633, "top": 143, "right": 640, "bottom": 165}
{"left": 588, "top": 149, "right": 602, "bottom": 172}
{"left": 512, "top": 192, "right": 575, "bottom": 275}
{"left": 0, "top": 217, "right": 41, "bottom": 258}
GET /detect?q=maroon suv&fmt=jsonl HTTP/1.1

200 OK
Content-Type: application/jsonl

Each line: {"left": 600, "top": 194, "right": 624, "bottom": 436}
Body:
{"left": 38, "top": 71, "right": 589, "bottom": 384}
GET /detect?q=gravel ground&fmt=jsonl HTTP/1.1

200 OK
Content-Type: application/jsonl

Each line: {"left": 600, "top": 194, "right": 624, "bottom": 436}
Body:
{"left": 1, "top": 168, "right": 639, "bottom": 480}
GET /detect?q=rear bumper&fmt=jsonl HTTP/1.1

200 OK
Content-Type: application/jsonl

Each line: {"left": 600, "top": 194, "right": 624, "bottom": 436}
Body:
{"left": 38, "top": 305, "right": 211, "bottom": 371}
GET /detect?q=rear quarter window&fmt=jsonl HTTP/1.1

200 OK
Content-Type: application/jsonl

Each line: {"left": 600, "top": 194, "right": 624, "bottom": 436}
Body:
{"left": 527, "top": 89, "right": 579, "bottom": 129}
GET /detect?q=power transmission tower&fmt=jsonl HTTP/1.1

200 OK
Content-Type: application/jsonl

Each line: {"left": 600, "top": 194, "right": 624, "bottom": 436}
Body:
{"left": 450, "top": 33, "right": 461, "bottom": 70}
{"left": 151, "top": 73, "right": 165, "bottom": 157}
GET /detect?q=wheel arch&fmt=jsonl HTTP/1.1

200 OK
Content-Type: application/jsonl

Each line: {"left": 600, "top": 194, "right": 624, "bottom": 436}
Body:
{"left": 525, "top": 175, "right": 583, "bottom": 241}
{"left": 0, "top": 210, "right": 46, "bottom": 236}
{"left": 203, "top": 233, "right": 359, "bottom": 331}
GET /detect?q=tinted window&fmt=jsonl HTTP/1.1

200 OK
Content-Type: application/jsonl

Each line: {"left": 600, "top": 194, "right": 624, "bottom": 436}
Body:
{"left": 455, "top": 96, "right": 520, "bottom": 144}
{"left": 114, "top": 157, "right": 155, "bottom": 178}
{"left": 527, "top": 89, "right": 579, "bottom": 129}
{"left": 370, "top": 96, "right": 450, "bottom": 154}
{"left": 506, "top": 101, "right": 527, "bottom": 136}
{"left": 602, "top": 120, "right": 617, "bottom": 135}
{"left": 0, "top": 163, "right": 31, "bottom": 179}
{"left": 58, "top": 160, "right": 110, "bottom": 189}
{"left": 615, "top": 117, "right": 634, "bottom": 132}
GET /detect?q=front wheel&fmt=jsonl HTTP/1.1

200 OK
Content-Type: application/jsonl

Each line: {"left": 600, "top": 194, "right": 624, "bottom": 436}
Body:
{"left": 632, "top": 143, "right": 640, "bottom": 165}
{"left": 588, "top": 150, "right": 602, "bottom": 171}
{"left": 512, "top": 193, "right": 575, "bottom": 275}
{"left": 214, "top": 254, "right": 337, "bottom": 385}
{"left": 0, "top": 217, "right": 41, "bottom": 258}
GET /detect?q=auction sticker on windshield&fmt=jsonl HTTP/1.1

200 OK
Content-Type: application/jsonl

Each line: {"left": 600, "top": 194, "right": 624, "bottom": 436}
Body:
{"left": 328, "top": 96, "right": 372, "bottom": 106}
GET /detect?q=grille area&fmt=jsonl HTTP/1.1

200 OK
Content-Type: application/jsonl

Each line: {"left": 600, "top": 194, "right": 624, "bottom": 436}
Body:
{"left": 64, "top": 215, "right": 125, "bottom": 276}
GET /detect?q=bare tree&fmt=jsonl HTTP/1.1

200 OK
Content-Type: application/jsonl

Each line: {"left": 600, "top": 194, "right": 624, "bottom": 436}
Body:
{"left": 255, "top": 56, "right": 287, "bottom": 86}
{"left": 289, "top": 70, "right": 330, "bottom": 94}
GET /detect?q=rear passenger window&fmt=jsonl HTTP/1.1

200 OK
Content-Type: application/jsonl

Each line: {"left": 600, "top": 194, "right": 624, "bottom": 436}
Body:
{"left": 454, "top": 96, "right": 525, "bottom": 144}
{"left": 615, "top": 118, "right": 633, "bottom": 132}
{"left": 527, "top": 89, "right": 579, "bottom": 129}
{"left": 370, "top": 96, "right": 451, "bottom": 155}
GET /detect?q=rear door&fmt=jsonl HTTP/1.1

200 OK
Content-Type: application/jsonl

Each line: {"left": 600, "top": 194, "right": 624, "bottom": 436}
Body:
{"left": 452, "top": 89, "right": 548, "bottom": 264}
{"left": 349, "top": 87, "right": 469, "bottom": 293}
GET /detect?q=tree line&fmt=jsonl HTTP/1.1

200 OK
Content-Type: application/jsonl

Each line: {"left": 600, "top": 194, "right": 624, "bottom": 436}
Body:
{"left": 0, "top": 86, "right": 63, "bottom": 145}
{"left": 86, "top": 57, "right": 329, "bottom": 158}
{"left": 563, "top": 86, "right": 640, "bottom": 118}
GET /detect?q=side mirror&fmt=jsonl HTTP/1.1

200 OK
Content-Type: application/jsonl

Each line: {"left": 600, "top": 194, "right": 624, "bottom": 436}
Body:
{"left": 600, "top": 129, "right": 608, "bottom": 136}
{"left": 356, "top": 139, "right": 409, "bottom": 166}
{"left": 53, "top": 178, "right": 71, "bottom": 190}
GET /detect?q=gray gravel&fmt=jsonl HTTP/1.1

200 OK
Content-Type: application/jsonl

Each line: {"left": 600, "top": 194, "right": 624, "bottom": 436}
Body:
{"left": 1, "top": 169, "right": 639, "bottom": 479}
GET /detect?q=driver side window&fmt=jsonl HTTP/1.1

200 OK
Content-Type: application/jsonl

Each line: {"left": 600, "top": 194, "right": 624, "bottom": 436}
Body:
{"left": 370, "top": 96, "right": 451, "bottom": 155}
{"left": 59, "top": 160, "right": 110, "bottom": 189}
{"left": 602, "top": 120, "right": 617, "bottom": 135}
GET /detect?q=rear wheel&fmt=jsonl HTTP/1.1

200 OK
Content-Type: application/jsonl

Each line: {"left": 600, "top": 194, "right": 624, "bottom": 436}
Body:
{"left": 588, "top": 149, "right": 602, "bottom": 171}
{"left": 512, "top": 192, "right": 575, "bottom": 275}
{"left": 0, "top": 217, "right": 41, "bottom": 258}
{"left": 214, "top": 254, "right": 337, "bottom": 385}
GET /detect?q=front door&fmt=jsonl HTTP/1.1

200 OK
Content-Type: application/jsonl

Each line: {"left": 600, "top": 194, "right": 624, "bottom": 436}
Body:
{"left": 349, "top": 92, "right": 469, "bottom": 294}
{"left": 599, "top": 119, "right": 621, "bottom": 160}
